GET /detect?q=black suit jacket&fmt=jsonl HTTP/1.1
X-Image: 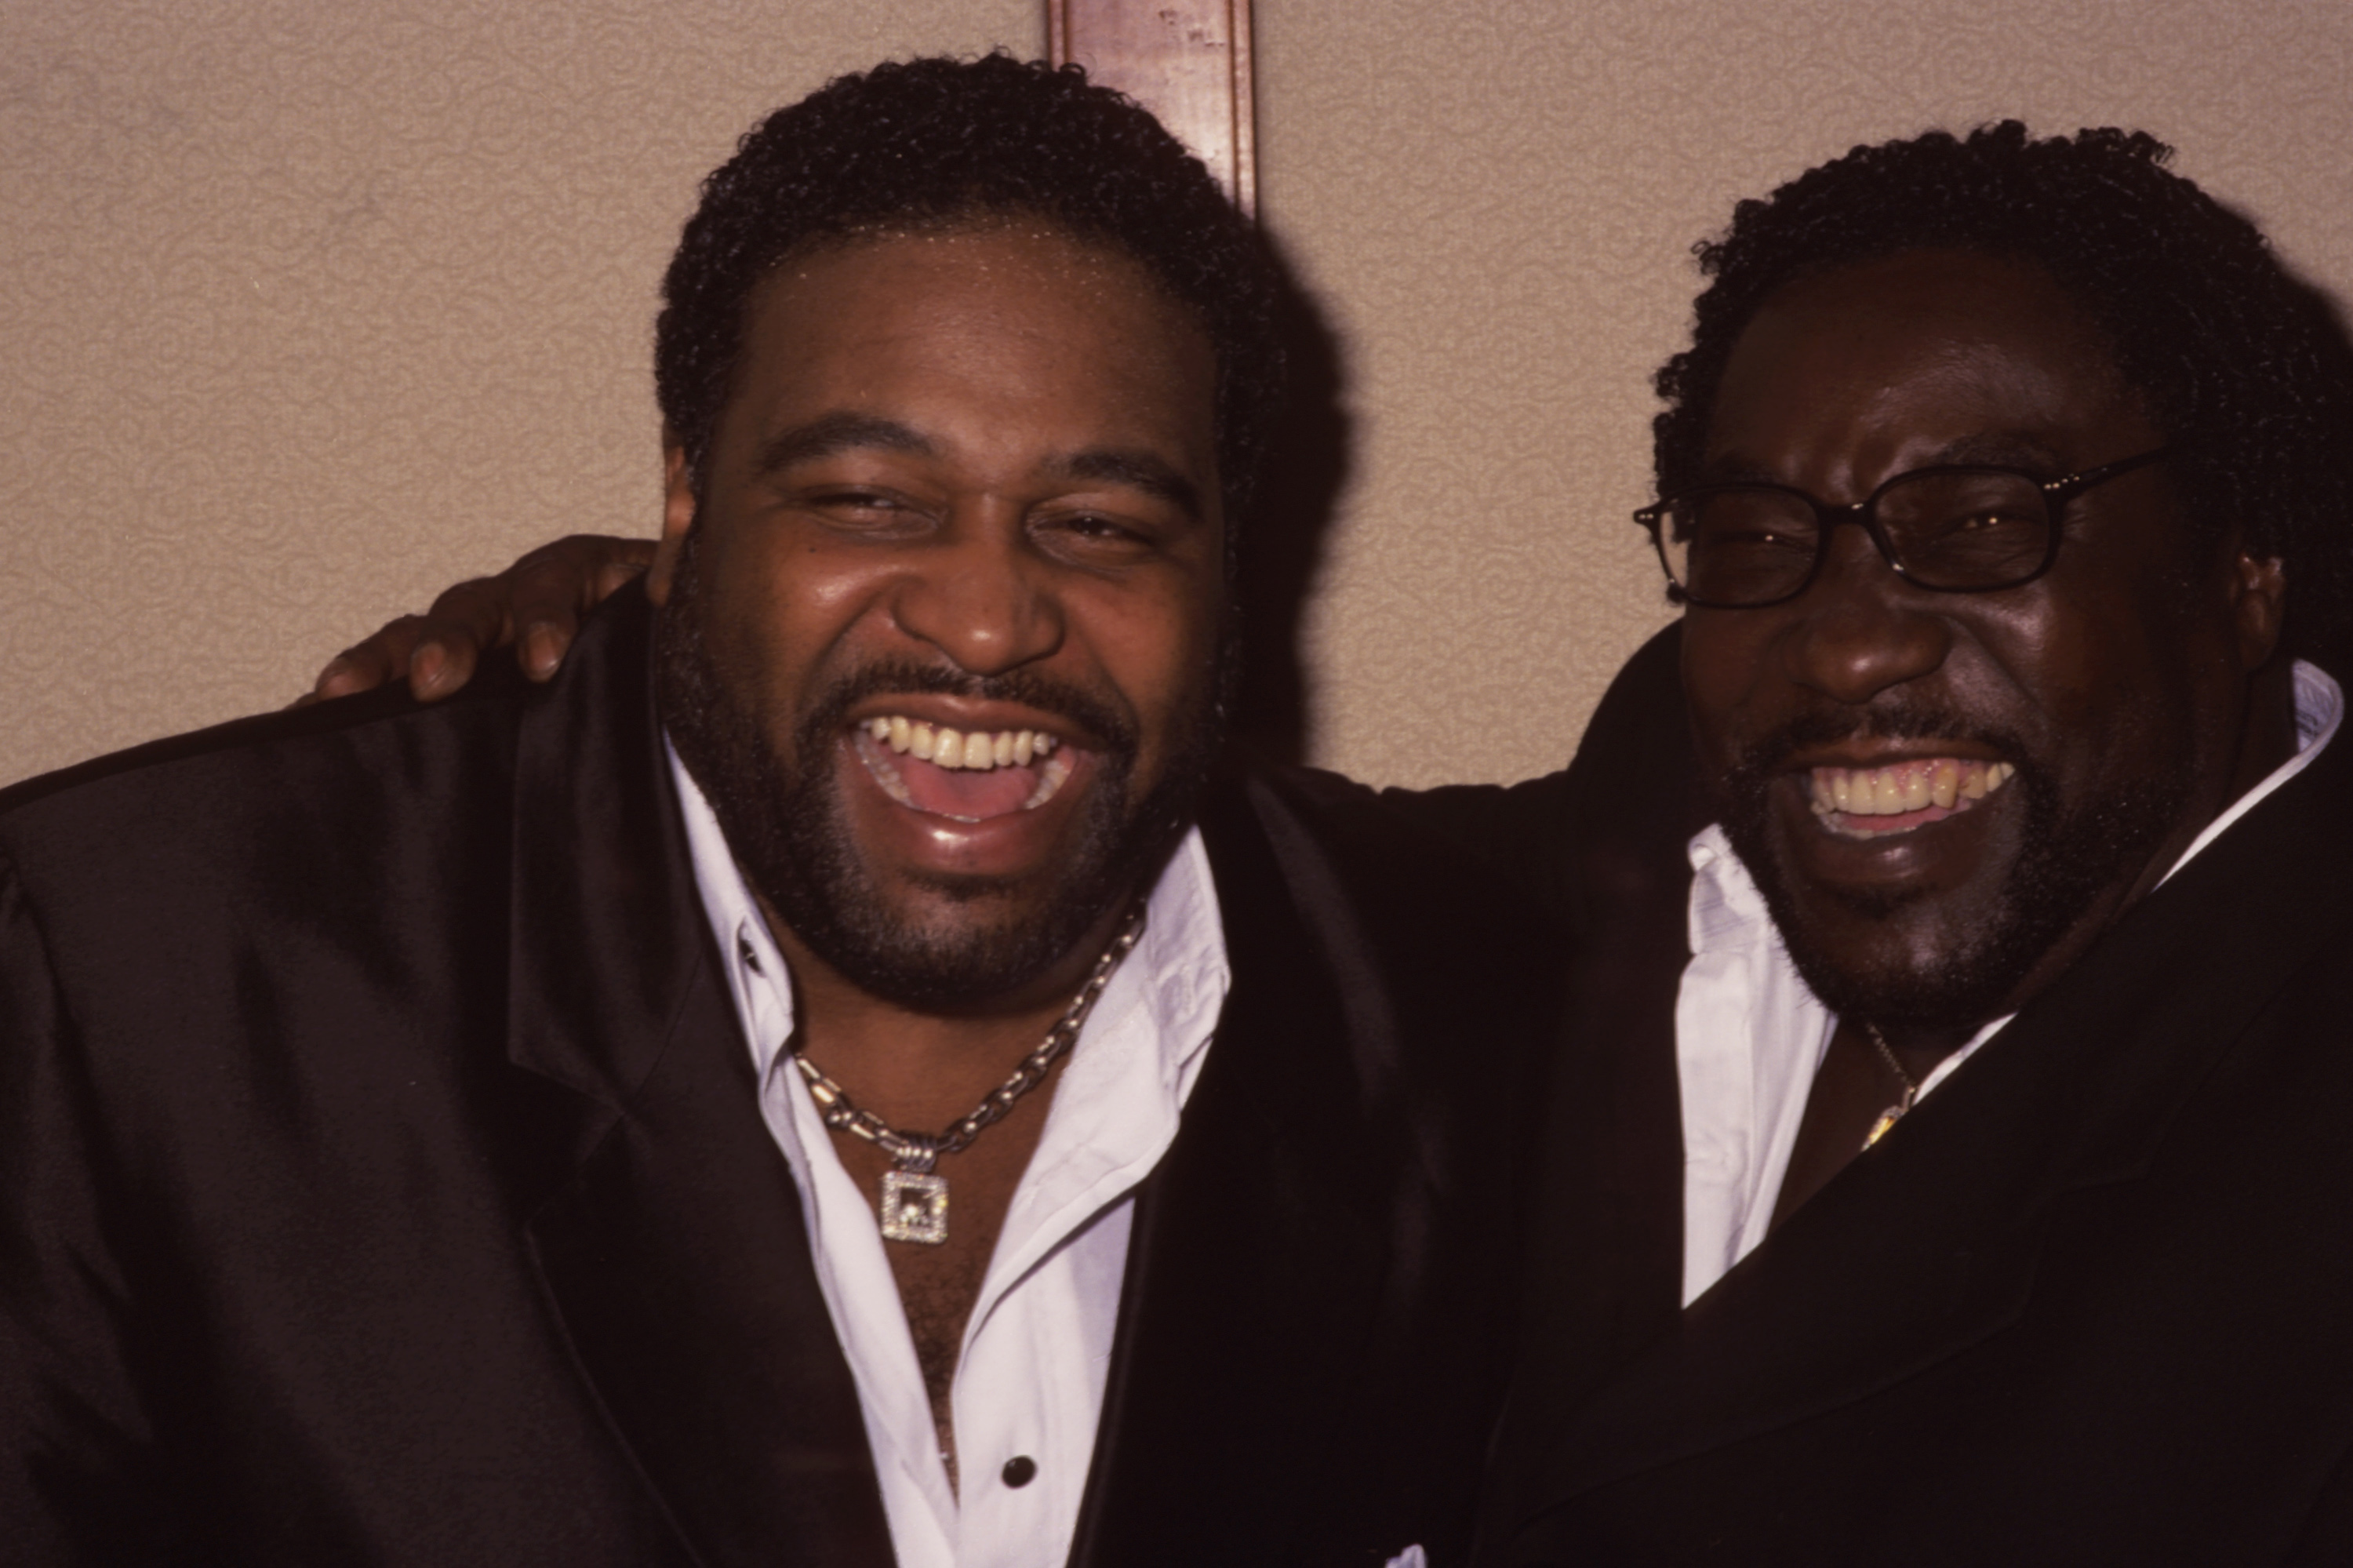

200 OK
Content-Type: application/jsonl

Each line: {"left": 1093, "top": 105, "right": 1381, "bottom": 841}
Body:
{"left": 0, "top": 586, "right": 1548, "bottom": 1566}
{"left": 1428, "top": 628, "right": 2353, "bottom": 1564}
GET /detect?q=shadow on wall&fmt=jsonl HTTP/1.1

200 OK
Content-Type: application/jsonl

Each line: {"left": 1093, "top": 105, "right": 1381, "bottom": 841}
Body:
{"left": 1228, "top": 233, "right": 1352, "bottom": 766}
{"left": 2271, "top": 260, "right": 2353, "bottom": 680}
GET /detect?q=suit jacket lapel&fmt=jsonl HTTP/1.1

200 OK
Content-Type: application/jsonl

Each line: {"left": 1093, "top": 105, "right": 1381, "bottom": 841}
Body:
{"left": 1517, "top": 710, "right": 2353, "bottom": 1512}
{"left": 1538, "top": 641, "right": 1701, "bottom": 1396}
{"left": 503, "top": 589, "right": 895, "bottom": 1568}
{"left": 1068, "top": 776, "right": 1402, "bottom": 1566}
{"left": 1479, "top": 622, "right": 1698, "bottom": 1537}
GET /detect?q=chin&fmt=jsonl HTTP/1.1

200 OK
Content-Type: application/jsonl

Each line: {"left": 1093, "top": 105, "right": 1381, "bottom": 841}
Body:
{"left": 1777, "top": 893, "right": 2033, "bottom": 1039}
{"left": 1725, "top": 756, "right": 2191, "bottom": 1039}
{"left": 762, "top": 805, "right": 1166, "bottom": 1011}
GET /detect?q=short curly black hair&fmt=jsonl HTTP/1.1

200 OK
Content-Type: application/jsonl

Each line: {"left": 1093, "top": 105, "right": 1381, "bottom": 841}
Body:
{"left": 1653, "top": 122, "right": 2353, "bottom": 663}
{"left": 656, "top": 52, "right": 1283, "bottom": 521}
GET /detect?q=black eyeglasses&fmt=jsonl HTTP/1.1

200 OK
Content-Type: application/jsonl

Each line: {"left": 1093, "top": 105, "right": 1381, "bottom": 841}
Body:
{"left": 1635, "top": 447, "right": 2176, "bottom": 609}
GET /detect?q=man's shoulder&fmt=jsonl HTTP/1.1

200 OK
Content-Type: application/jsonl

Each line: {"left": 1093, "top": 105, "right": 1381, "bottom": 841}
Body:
{"left": 0, "top": 586, "right": 657, "bottom": 901}
{"left": 5, "top": 664, "right": 522, "bottom": 811}
{"left": 1220, "top": 623, "right": 1701, "bottom": 933}
{"left": 1200, "top": 759, "right": 1562, "bottom": 1021}
{"left": 1205, "top": 758, "right": 1526, "bottom": 907}
{"left": 0, "top": 658, "right": 535, "bottom": 880}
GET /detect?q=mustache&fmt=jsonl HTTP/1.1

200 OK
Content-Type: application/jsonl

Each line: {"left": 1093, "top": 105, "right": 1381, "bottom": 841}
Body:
{"left": 664, "top": 527, "right": 1137, "bottom": 759}
{"left": 795, "top": 658, "right": 1140, "bottom": 760}
{"left": 1725, "top": 701, "right": 2034, "bottom": 786}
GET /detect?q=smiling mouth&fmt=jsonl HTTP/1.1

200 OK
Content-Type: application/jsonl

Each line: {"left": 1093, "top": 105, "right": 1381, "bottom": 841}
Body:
{"left": 1806, "top": 757, "right": 2017, "bottom": 839}
{"left": 852, "top": 715, "right": 1078, "bottom": 822}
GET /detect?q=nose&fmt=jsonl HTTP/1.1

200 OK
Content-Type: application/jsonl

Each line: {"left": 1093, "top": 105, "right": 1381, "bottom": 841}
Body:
{"left": 1778, "top": 524, "right": 1953, "bottom": 705}
{"left": 889, "top": 504, "right": 1066, "bottom": 677}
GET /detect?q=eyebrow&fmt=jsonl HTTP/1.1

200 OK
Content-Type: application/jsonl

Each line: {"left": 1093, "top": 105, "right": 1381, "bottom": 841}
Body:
{"left": 1050, "top": 449, "right": 1206, "bottom": 521}
{"left": 752, "top": 415, "right": 1207, "bottom": 520}
{"left": 1921, "top": 432, "right": 2070, "bottom": 471}
{"left": 751, "top": 412, "right": 936, "bottom": 477}
{"left": 1700, "top": 431, "right": 2073, "bottom": 486}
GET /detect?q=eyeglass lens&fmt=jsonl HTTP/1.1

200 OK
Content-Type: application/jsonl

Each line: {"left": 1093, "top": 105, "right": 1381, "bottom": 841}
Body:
{"left": 1662, "top": 468, "right": 2054, "bottom": 605}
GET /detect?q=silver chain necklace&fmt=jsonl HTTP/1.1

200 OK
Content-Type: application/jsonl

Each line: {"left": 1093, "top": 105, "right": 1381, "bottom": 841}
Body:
{"left": 1860, "top": 1021, "right": 1919, "bottom": 1150}
{"left": 794, "top": 900, "right": 1148, "bottom": 1246}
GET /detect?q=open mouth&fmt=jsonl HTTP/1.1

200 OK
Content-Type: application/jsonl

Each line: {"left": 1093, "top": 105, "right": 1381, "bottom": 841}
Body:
{"left": 851, "top": 715, "right": 1078, "bottom": 823}
{"left": 1807, "top": 757, "right": 2017, "bottom": 839}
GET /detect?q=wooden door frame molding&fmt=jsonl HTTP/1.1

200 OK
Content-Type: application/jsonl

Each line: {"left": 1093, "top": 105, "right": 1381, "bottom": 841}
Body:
{"left": 1047, "top": 0, "right": 1257, "bottom": 213}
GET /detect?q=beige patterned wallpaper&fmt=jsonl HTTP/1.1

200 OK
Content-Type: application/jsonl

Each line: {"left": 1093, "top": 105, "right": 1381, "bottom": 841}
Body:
{"left": 7, "top": 0, "right": 2353, "bottom": 791}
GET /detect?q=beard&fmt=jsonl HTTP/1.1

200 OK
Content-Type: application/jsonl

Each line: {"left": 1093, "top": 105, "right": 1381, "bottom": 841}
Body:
{"left": 1717, "top": 702, "right": 2191, "bottom": 1039}
{"left": 655, "top": 526, "right": 1229, "bottom": 1012}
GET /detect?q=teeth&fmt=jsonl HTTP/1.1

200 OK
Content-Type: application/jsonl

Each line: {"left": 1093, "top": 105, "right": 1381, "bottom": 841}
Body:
{"left": 1024, "top": 751, "right": 1074, "bottom": 809}
{"left": 860, "top": 716, "right": 1069, "bottom": 775}
{"left": 1807, "top": 755, "right": 2019, "bottom": 830}
{"left": 852, "top": 733, "right": 916, "bottom": 807}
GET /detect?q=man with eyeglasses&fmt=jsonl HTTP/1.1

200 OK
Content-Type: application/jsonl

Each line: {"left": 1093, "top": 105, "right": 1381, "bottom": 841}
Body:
{"left": 1461, "top": 122, "right": 2353, "bottom": 1561}
{"left": 311, "top": 122, "right": 2353, "bottom": 1556}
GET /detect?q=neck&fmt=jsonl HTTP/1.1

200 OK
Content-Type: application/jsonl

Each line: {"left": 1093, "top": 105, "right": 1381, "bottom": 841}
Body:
{"left": 759, "top": 893, "right": 1136, "bottom": 1130}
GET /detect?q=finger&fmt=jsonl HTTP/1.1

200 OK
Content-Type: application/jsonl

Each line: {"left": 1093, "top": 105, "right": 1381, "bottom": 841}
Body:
{"left": 310, "top": 619, "right": 424, "bottom": 701}
{"left": 510, "top": 536, "right": 657, "bottom": 682}
{"left": 591, "top": 537, "right": 660, "bottom": 595}
{"left": 397, "top": 575, "right": 518, "bottom": 701}
{"left": 505, "top": 550, "right": 596, "bottom": 680}
{"left": 520, "top": 622, "right": 567, "bottom": 682}
{"left": 405, "top": 623, "right": 483, "bottom": 702}
{"left": 423, "top": 575, "right": 516, "bottom": 654}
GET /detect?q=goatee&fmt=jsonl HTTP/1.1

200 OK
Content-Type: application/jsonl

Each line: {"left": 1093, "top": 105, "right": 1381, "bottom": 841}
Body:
{"left": 1718, "top": 704, "right": 2188, "bottom": 1039}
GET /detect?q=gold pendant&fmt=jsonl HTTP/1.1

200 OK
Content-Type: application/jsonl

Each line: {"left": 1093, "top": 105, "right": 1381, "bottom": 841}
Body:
{"left": 1862, "top": 1104, "right": 1905, "bottom": 1151}
{"left": 880, "top": 1169, "right": 949, "bottom": 1246}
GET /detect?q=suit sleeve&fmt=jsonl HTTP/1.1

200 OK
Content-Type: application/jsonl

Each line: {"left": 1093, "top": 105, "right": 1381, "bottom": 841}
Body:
{"left": 0, "top": 849, "right": 191, "bottom": 1563}
{"left": 1376, "top": 623, "right": 1701, "bottom": 933}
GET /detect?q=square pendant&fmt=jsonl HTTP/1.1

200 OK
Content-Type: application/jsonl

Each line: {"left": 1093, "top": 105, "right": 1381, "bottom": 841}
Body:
{"left": 879, "top": 1170, "right": 950, "bottom": 1246}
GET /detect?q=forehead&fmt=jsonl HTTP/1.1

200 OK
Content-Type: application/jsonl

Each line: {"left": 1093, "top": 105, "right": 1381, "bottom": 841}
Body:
{"left": 1706, "top": 249, "right": 2151, "bottom": 483}
{"left": 724, "top": 223, "right": 1219, "bottom": 461}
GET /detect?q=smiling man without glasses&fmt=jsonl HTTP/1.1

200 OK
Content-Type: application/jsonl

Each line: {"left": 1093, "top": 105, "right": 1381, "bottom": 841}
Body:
{"left": 1468, "top": 124, "right": 2353, "bottom": 1560}
{"left": 0, "top": 56, "right": 1542, "bottom": 1567}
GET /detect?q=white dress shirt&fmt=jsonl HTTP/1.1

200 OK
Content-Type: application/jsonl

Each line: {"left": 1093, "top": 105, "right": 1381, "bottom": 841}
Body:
{"left": 1675, "top": 661, "right": 2343, "bottom": 1305}
{"left": 668, "top": 747, "right": 1229, "bottom": 1568}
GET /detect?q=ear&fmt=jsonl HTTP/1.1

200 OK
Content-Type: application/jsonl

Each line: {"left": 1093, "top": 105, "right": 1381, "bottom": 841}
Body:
{"left": 2227, "top": 543, "right": 2289, "bottom": 672}
{"left": 647, "top": 431, "right": 696, "bottom": 608}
